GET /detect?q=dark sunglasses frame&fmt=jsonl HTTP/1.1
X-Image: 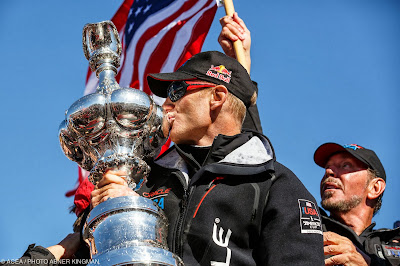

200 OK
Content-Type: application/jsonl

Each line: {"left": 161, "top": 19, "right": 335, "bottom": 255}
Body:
{"left": 167, "top": 81, "right": 215, "bottom": 102}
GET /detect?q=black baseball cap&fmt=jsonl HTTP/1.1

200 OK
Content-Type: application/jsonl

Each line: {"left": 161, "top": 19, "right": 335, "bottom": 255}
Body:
{"left": 147, "top": 51, "right": 256, "bottom": 107}
{"left": 314, "top": 142, "right": 386, "bottom": 181}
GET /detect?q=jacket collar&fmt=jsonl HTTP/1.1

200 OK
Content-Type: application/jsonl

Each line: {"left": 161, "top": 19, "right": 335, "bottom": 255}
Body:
{"left": 320, "top": 208, "right": 377, "bottom": 246}
{"left": 218, "top": 135, "right": 273, "bottom": 165}
{"left": 154, "top": 132, "right": 275, "bottom": 181}
{"left": 321, "top": 211, "right": 364, "bottom": 247}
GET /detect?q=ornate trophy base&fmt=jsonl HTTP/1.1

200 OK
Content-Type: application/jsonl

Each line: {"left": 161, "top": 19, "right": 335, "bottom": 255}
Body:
{"left": 84, "top": 196, "right": 183, "bottom": 266}
{"left": 91, "top": 245, "right": 182, "bottom": 266}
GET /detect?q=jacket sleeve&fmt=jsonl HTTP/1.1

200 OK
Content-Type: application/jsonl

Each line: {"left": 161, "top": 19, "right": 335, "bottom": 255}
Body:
{"left": 255, "top": 162, "right": 325, "bottom": 265}
{"left": 0, "top": 244, "right": 56, "bottom": 266}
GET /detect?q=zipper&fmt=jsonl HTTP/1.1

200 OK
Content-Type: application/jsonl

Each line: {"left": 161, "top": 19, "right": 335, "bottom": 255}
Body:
{"left": 168, "top": 170, "right": 188, "bottom": 256}
{"left": 250, "top": 183, "right": 260, "bottom": 221}
{"left": 174, "top": 186, "right": 194, "bottom": 258}
{"left": 173, "top": 170, "right": 225, "bottom": 257}
{"left": 174, "top": 177, "right": 223, "bottom": 257}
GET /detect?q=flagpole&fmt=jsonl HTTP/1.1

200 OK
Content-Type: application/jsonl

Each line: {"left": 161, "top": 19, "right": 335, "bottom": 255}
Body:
{"left": 222, "top": 0, "right": 249, "bottom": 73}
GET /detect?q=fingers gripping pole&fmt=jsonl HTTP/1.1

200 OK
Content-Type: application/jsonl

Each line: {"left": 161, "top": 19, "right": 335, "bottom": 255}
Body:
{"left": 222, "top": 0, "right": 249, "bottom": 73}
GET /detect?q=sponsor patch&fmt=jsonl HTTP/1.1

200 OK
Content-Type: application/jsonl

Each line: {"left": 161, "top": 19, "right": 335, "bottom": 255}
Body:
{"left": 298, "top": 199, "right": 323, "bottom": 234}
{"left": 382, "top": 244, "right": 400, "bottom": 259}
{"left": 206, "top": 65, "right": 232, "bottom": 83}
{"left": 142, "top": 188, "right": 171, "bottom": 210}
{"left": 142, "top": 188, "right": 171, "bottom": 199}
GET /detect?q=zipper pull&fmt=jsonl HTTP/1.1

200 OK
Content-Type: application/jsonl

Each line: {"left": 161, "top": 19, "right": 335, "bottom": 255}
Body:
{"left": 207, "top": 176, "right": 224, "bottom": 190}
{"left": 181, "top": 189, "right": 189, "bottom": 208}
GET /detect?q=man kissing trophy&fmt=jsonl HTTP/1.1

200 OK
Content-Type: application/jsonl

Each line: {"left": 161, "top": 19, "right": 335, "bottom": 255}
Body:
{"left": 59, "top": 21, "right": 183, "bottom": 265}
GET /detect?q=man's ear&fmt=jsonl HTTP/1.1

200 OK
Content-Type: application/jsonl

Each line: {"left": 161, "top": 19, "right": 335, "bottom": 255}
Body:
{"left": 367, "top": 178, "right": 386, "bottom": 200}
{"left": 210, "top": 85, "right": 228, "bottom": 110}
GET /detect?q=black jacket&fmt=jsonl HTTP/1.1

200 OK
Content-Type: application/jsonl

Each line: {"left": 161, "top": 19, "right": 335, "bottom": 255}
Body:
{"left": 0, "top": 245, "right": 90, "bottom": 266}
{"left": 138, "top": 131, "right": 324, "bottom": 265}
{"left": 7, "top": 132, "right": 324, "bottom": 265}
{"left": 321, "top": 210, "right": 400, "bottom": 266}
{"left": 0, "top": 245, "right": 55, "bottom": 266}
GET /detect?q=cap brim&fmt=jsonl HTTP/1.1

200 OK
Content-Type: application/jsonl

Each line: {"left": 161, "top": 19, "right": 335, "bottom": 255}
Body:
{"left": 147, "top": 71, "right": 197, "bottom": 98}
{"left": 314, "top": 142, "right": 373, "bottom": 170}
{"left": 314, "top": 142, "right": 347, "bottom": 168}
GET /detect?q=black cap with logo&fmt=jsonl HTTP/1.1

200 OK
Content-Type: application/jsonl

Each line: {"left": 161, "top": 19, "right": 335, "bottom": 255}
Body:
{"left": 147, "top": 51, "right": 256, "bottom": 107}
{"left": 314, "top": 142, "right": 386, "bottom": 181}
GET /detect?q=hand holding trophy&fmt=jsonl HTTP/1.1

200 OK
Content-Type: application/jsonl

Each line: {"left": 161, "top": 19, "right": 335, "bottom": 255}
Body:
{"left": 59, "top": 21, "right": 183, "bottom": 265}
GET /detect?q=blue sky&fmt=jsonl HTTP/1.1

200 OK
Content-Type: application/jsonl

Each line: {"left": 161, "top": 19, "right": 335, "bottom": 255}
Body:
{"left": 1, "top": 0, "right": 399, "bottom": 259}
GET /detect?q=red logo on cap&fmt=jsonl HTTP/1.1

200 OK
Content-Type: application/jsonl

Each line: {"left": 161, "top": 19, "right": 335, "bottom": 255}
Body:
{"left": 206, "top": 65, "right": 231, "bottom": 83}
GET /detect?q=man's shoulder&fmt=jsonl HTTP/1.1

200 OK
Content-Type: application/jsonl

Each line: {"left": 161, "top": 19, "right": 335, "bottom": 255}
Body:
{"left": 368, "top": 226, "right": 400, "bottom": 241}
{"left": 272, "top": 161, "right": 310, "bottom": 189}
{"left": 364, "top": 227, "right": 400, "bottom": 265}
{"left": 270, "top": 161, "right": 318, "bottom": 202}
{"left": 272, "top": 161, "right": 295, "bottom": 176}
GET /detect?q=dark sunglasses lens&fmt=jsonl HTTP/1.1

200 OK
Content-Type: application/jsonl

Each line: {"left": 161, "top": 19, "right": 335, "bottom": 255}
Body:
{"left": 168, "top": 82, "right": 186, "bottom": 102}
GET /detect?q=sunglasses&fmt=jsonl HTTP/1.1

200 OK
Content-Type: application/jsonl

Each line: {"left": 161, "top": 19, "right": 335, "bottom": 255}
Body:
{"left": 167, "top": 80, "right": 215, "bottom": 102}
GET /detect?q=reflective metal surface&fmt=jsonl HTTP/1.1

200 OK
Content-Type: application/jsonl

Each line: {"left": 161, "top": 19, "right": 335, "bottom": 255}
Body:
{"left": 59, "top": 21, "right": 167, "bottom": 188}
{"left": 84, "top": 196, "right": 182, "bottom": 266}
{"left": 59, "top": 21, "right": 182, "bottom": 265}
{"left": 83, "top": 21, "right": 121, "bottom": 78}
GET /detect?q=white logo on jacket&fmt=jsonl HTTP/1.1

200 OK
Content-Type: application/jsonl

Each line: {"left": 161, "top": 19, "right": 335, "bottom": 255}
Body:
{"left": 211, "top": 218, "right": 232, "bottom": 266}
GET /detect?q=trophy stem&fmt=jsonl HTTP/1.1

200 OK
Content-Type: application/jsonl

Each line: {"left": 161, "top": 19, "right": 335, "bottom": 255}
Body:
{"left": 97, "top": 69, "right": 119, "bottom": 95}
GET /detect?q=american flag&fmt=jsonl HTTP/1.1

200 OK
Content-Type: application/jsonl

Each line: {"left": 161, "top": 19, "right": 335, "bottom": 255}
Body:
{"left": 66, "top": 0, "right": 217, "bottom": 200}
{"left": 84, "top": 0, "right": 217, "bottom": 102}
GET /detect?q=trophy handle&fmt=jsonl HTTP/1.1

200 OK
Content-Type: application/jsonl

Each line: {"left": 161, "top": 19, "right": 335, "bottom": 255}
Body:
{"left": 82, "top": 21, "right": 122, "bottom": 76}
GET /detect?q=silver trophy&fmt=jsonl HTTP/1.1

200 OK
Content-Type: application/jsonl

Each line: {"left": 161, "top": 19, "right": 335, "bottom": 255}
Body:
{"left": 59, "top": 21, "right": 183, "bottom": 265}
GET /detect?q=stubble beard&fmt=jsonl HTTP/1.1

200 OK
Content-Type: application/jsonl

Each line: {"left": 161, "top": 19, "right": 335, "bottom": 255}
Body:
{"left": 321, "top": 191, "right": 363, "bottom": 213}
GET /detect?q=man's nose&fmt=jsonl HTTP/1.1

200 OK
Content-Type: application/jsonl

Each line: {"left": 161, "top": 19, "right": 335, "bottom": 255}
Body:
{"left": 162, "top": 97, "right": 174, "bottom": 111}
{"left": 325, "top": 167, "right": 336, "bottom": 178}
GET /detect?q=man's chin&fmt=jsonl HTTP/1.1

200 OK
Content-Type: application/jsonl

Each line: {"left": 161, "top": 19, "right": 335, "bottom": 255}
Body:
{"left": 321, "top": 190, "right": 334, "bottom": 199}
{"left": 321, "top": 195, "right": 362, "bottom": 213}
{"left": 169, "top": 128, "right": 182, "bottom": 140}
{"left": 320, "top": 193, "right": 339, "bottom": 211}
{"left": 321, "top": 199, "right": 334, "bottom": 210}
{"left": 169, "top": 133, "right": 185, "bottom": 145}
